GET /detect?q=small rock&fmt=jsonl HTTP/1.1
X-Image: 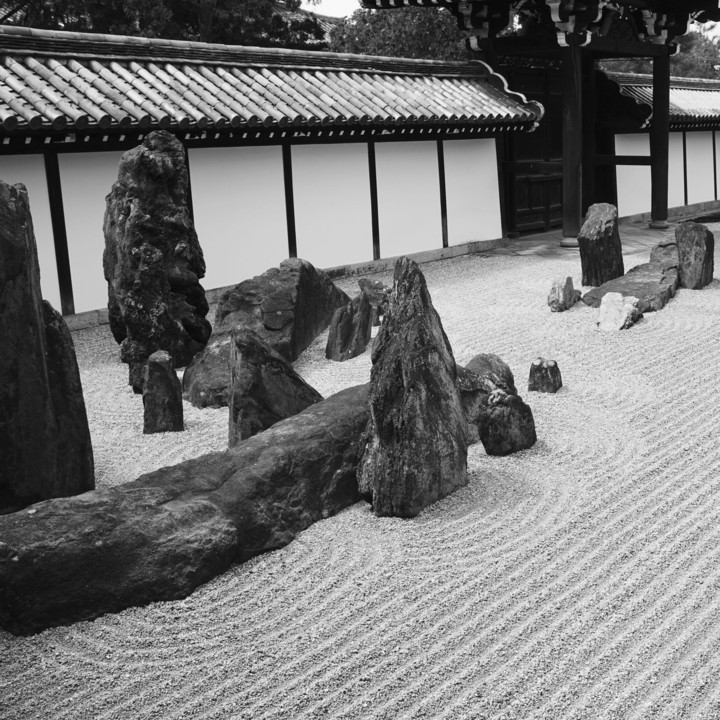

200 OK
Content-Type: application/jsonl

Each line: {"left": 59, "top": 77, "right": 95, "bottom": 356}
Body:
{"left": 479, "top": 389, "right": 537, "bottom": 456}
{"left": 528, "top": 357, "right": 563, "bottom": 393}
{"left": 465, "top": 353, "right": 517, "bottom": 395}
{"left": 597, "top": 292, "right": 643, "bottom": 331}
{"left": 358, "top": 278, "right": 391, "bottom": 326}
{"left": 143, "top": 350, "right": 183, "bottom": 434}
{"left": 548, "top": 277, "right": 581, "bottom": 312}
{"left": 675, "top": 221, "right": 714, "bottom": 290}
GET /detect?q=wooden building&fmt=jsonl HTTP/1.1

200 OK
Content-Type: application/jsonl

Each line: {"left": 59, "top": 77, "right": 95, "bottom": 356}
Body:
{"left": 0, "top": 25, "right": 542, "bottom": 317}
{"left": 361, "top": 0, "right": 720, "bottom": 242}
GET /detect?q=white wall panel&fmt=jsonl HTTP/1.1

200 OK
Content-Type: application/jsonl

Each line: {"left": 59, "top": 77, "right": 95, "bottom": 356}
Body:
{"left": 614, "top": 134, "right": 651, "bottom": 217}
{"left": 375, "top": 141, "right": 443, "bottom": 258}
{"left": 188, "top": 146, "right": 288, "bottom": 289}
{"left": 59, "top": 151, "right": 124, "bottom": 314}
{"left": 685, "top": 131, "right": 715, "bottom": 204}
{"left": 292, "top": 143, "right": 373, "bottom": 268}
{"left": 0, "top": 155, "right": 60, "bottom": 310}
{"left": 668, "top": 132, "right": 685, "bottom": 209}
{"left": 443, "top": 138, "right": 502, "bottom": 244}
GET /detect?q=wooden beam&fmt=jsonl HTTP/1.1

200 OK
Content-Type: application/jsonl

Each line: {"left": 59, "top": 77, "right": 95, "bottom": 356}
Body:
{"left": 562, "top": 41, "right": 583, "bottom": 242}
{"left": 368, "top": 141, "right": 380, "bottom": 261}
{"left": 595, "top": 155, "right": 653, "bottom": 166}
{"left": 582, "top": 54, "right": 596, "bottom": 215}
{"left": 437, "top": 140, "right": 448, "bottom": 249}
{"left": 282, "top": 143, "right": 297, "bottom": 257}
{"left": 650, "top": 51, "right": 670, "bottom": 229}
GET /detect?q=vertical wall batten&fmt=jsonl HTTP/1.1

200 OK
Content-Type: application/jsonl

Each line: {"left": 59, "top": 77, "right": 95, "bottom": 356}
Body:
{"left": 682, "top": 132, "right": 688, "bottom": 206}
{"left": 44, "top": 152, "right": 74, "bottom": 316}
{"left": 368, "top": 141, "right": 380, "bottom": 260}
{"left": 282, "top": 143, "right": 297, "bottom": 258}
{"left": 437, "top": 140, "right": 449, "bottom": 248}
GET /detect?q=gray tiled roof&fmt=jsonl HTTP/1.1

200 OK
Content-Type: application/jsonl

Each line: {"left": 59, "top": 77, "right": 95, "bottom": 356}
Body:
{"left": 610, "top": 72, "right": 720, "bottom": 130}
{"left": 0, "top": 25, "right": 543, "bottom": 136}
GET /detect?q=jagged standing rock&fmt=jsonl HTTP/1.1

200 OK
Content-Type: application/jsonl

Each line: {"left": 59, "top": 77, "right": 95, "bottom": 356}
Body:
{"left": 578, "top": 203, "right": 625, "bottom": 287}
{"left": 548, "top": 276, "right": 582, "bottom": 312}
{"left": 325, "top": 291, "right": 373, "bottom": 361}
{"left": 0, "top": 180, "right": 94, "bottom": 513}
{"left": 675, "top": 221, "right": 714, "bottom": 290}
{"left": 357, "top": 257, "right": 468, "bottom": 518}
{"left": 528, "top": 358, "right": 563, "bottom": 393}
{"left": 103, "top": 130, "right": 212, "bottom": 391}
{"left": 229, "top": 328, "right": 323, "bottom": 445}
{"left": 143, "top": 351, "right": 184, "bottom": 434}
{"left": 597, "top": 292, "right": 643, "bottom": 331}
{"left": 358, "top": 277, "right": 391, "bottom": 326}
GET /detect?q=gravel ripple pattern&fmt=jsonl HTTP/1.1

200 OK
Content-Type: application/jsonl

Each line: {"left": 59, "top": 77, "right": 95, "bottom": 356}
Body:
{"left": 4, "top": 238, "right": 720, "bottom": 719}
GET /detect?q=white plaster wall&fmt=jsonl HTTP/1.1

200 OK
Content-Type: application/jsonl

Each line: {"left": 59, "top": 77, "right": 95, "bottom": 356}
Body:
{"left": 668, "top": 132, "right": 685, "bottom": 208}
{"left": 443, "top": 138, "right": 502, "bottom": 244}
{"left": 59, "top": 151, "right": 124, "bottom": 314}
{"left": 375, "top": 141, "right": 443, "bottom": 258}
{"left": 292, "top": 143, "right": 373, "bottom": 268}
{"left": 685, "top": 131, "right": 715, "bottom": 204}
{"left": 188, "top": 146, "right": 288, "bottom": 289}
{"left": 0, "top": 155, "right": 60, "bottom": 310}
{"left": 614, "top": 134, "right": 651, "bottom": 217}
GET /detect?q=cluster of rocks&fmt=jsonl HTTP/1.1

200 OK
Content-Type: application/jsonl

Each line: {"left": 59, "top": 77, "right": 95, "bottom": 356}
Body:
{"left": 0, "top": 255, "right": 541, "bottom": 634}
{"left": 0, "top": 180, "right": 94, "bottom": 514}
{"left": 549, "top": 203, "right": 715, "bottom": 330}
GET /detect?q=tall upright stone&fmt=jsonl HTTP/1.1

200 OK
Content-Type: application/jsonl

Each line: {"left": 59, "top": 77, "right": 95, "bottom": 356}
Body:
{"left": 143, "top": 351, "right": 184, "bottom": 434}
{"left": 0, "top": 181, "right": 94, "bottom": 512}
{"left": 675, "top": 221, "right": 714, "bottom": 289}
{"left": 325, "top": 291, "right": 373, "bottom": 361}
{"left": 578, "top": 203, "right": 625, "bottom": 287}
{"left": 103, "top": 130, "right": 212, "bottom": 391}
{"left": 358, "top": 257, "right": 468, "bottom": 518}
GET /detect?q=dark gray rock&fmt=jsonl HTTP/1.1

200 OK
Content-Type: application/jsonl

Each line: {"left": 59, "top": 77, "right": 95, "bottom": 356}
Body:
{"left": 0, "top": 384, "right": 368, "bottom": 635}
{"left": 456, "top": 366, "right": 536, "bottom": 455}
{"left": 325, "top": 291, "right": 373, "bottom": 361}
{"left": 229, "top": 328, "right": 322, "bottom": 445}
{"left": 478, "top": 389, "right": 536, "bottom": 456}
{"left": 103, "top": 130, "right": 212, "bottom": 388}
{"left": 578, "top": 203, "right": 625, "bottom": 287}
{"left": 0, "top": 181, "right": 94, "bottom": 513}
{"left": 548, "top": 276, "right": 582, "bottom": 312}
{"left": 215, "top": 257, "right": 350, "bottom": 362}
{"left": 358, "top": 277, "right": 391, "bottom": 326}
{"left": 675, "top": 221, "right": 714, "bottom": 289}
{"left": 465, "top": 353, "right": 518, "bottom": 395}
{"left": 143, "top": 350, "right": 183, "bottom": 434}
{"left": 357, "top": 257, "right": 468, "bottom": 518}
{"left": 185, "top": 258, "right": 349, "bottom": 409}
{"left": 528, "top": 357, "right": 563, "bottom": 394}
{"left": 649, "top": 239, "right": 679, "bottom": 268}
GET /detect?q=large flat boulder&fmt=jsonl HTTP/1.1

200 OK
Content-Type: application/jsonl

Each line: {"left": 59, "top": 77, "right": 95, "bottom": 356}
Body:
{"left": 184, "top": 258, "right": 349, "bottom": 409}
{"left": 358, "top": 257, "right": 468, "bottom": 518}
{"left": 0, "top": 180, "right": 94, "bottom": 513}
{"left": 103, "top": 130, "right": 211, "bottom": 389}
{"left": 0, "top": 384, "right": 368, "bottom": 635}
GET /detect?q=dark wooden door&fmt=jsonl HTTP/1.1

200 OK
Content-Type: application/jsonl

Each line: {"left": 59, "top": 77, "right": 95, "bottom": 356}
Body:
{"left": 501, "top": 65, "right": 564, "bottom": 234}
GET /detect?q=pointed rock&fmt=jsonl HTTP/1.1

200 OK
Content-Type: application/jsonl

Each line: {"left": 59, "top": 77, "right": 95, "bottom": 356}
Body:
{"left": 358, "top": 257, "right": 468, "bottom": 518}
{"left": 229, "top": 328, "right": 322, "bottom": 445}
{"left": 143, "top": 351, "right": 184, "bottom": 434}
{"left": 578, "top": 203, "right": 624, "bottom": 287}
{"left": 0, "top": 180, "right": 94, "bottom": 512}
{"left": 325, "top": 291, "right": 373, "bottom": 361}
{"left": 548, "top": 276, "right": 581, "bottom": 312}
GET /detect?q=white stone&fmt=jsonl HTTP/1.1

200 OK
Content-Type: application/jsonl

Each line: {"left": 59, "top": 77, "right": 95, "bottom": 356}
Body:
{"left": 597, "top": 292, "right": 643, "bottom": 331}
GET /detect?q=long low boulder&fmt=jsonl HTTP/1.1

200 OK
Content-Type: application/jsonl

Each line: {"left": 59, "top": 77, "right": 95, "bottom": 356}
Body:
{"left": 0, "top": 384, "right": 369, "bottom": 635}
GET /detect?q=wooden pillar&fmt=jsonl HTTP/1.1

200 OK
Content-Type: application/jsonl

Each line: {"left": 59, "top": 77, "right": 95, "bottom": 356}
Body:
{"left": 561, "top": 41, "right": 583, "bottom": 245}
{"left": 650, "top": 51, "right": 670, "bottom": 229}
{"left": 581, "top": 54, "right": 596, "bottom": 216}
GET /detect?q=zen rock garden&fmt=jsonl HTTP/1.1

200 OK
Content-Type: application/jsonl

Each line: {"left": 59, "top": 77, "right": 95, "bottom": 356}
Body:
{"left": 0, "top": 131, "right": 539, "bottom": 635}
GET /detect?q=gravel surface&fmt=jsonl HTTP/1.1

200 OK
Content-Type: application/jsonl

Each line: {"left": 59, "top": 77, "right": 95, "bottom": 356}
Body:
{"left": 4, "top": 238, "right": 720, "bottom": 720}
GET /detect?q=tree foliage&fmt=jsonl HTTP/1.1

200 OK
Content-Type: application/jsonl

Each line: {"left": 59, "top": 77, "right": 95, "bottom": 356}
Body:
{"left": 328, "top": 7, "right": 472, "bottom": 62}
{"left": 601, "top": 29, "right": 720, "bottom": 79}
{"left": 0, "top": 0, "right": 327, "bottom": 47}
